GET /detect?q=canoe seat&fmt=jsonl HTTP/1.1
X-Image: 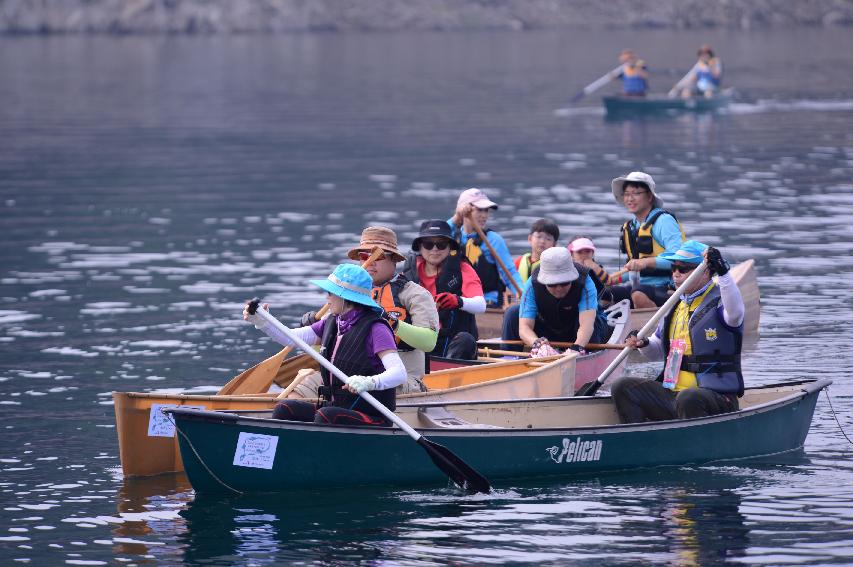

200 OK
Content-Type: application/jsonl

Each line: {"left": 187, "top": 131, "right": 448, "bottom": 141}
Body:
{"left": 417, "top": 406, "right": 504, "bottom": 429}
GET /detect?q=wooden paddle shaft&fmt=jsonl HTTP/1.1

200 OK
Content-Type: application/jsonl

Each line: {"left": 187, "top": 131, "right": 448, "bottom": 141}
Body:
{"left": 478, "top": 339, "right": 624, "bottom": 351}
{"left": 466, "top": 213, "right": 523, "bottom": 296}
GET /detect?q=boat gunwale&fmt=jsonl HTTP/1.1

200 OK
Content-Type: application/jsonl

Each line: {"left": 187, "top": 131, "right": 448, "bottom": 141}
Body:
{"left": 166, "top": 378, "right": 830, "bottom": 438}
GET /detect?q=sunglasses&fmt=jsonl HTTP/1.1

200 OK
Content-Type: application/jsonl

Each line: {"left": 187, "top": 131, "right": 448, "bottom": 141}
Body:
{"left": 358, "top": 251, "right": 387, "bottom": 262}
{"left": 421, "top": 240, "right": 450, "bottom": 251}
{"left": 671, "top": 263, "right": 697, "bottom": 274}
{"left": 545, "top": 281, "right": 573, "bottom": 289}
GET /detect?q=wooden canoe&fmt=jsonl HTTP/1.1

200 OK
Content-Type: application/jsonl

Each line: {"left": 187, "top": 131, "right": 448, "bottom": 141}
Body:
{"left": 167, "top": 379, "right": 830, "bottom": 494}
{"left": 114, "top": 352, "right": 577, "bottom": 477}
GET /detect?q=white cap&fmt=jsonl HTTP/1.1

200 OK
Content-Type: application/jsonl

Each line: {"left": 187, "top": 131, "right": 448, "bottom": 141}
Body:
{"left": 457, "top": 188, "right": 498, "bottom": 210}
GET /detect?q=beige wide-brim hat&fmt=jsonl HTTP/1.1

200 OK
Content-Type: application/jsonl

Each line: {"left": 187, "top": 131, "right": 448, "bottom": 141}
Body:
{"left": 346, "top": 226, "right": 406, "bottom": 263}
{"left": 536, "top": 247, "right": 580, "bottom": 285}
{"left": 611, "top": 171, "right": 664, "bottom": 210}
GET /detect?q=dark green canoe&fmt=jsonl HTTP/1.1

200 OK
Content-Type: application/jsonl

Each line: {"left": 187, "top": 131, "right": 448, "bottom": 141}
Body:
{"left": 168, "top": 379, "right": 828, "bottom": 495}
{"left": 603, "top": 93, "right": 732, "bottom": 117}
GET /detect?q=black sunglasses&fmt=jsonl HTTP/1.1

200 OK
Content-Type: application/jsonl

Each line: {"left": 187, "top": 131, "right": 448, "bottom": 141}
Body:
{"left": 671, "top": 263, "right": 697, "bottom": 274}
{"left": 421, "top": 240, "right": 450, "bottom": 251}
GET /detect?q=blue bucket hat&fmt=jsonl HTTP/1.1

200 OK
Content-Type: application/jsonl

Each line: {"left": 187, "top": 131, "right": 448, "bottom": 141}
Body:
{"left": 658, "top": 240, "right": 708, "bottom": 264}
{"left": 310, "top": 264, "right": 381, "bottom": 311}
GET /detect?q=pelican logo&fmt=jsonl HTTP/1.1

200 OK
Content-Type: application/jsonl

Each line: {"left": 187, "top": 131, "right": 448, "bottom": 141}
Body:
{"left": 546, "top": 437, "right": 603, "bottom": 464}
{"left": 704, "top": 327, "right": 718, "bottom": 341}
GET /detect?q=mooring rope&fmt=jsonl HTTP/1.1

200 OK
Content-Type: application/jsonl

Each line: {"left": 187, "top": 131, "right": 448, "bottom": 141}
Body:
{"left": 824, "top": 388, "right": 853, "bottom": 446}
{"left": 167, "top": 412, "right": 244, "bottom": 495}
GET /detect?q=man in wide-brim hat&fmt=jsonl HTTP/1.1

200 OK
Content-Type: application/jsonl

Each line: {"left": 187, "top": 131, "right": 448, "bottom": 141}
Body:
{"left": 609, "top": 171, "right": 686, "bottom": 309}
{"left": 294, "top": 226, "right": 439, "bottom": 396}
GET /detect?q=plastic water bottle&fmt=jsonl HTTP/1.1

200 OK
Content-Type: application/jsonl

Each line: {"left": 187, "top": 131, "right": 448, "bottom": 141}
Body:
{"left": 629, "top": 270, "right": 641, "bottom": 290}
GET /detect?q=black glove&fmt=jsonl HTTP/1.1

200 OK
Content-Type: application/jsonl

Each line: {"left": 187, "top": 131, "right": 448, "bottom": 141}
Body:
{"left": 299, "top": 311, "right": 318, "bottom": 327}
{"left": 627, "top": 329, "right": 649, "bottom": 348}
{"left": 705, "top": 246, "right": 730, "bottom": 276}
{"left": 381, "top": 309, "right": 400, "bottom": 331}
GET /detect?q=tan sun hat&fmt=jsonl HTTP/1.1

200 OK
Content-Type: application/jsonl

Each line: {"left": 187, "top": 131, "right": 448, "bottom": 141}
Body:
{"left": 346, "top": 226, "right": 406, "bottom": 263}
{"left": 536, "top": 247, "right": 580, "bottom": 285}
{"left": 611, "top": 171, "right": 664, "bottom": 210}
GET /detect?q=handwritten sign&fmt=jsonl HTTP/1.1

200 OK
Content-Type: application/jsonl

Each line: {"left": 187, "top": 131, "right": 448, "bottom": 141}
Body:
{"left": 233, "top": 432, "right": 279, "bottom": 470}
{"left": 147, "top": 404, "right": 205, "bottom": 438}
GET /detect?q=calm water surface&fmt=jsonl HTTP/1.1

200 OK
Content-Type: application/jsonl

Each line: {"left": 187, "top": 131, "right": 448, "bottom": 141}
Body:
{"left": 1, "top": 27, "right": 853, "bottom": 565}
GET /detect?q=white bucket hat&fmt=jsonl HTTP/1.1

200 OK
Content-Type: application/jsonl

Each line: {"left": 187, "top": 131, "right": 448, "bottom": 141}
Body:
{"left": 536, "top": 247, "right": 580, "bottom": 285}
{"left": 611, "top": 171, "right": 664, "bottom": 209}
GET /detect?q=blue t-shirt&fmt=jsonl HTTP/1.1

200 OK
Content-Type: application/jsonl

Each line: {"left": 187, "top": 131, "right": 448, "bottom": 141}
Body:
{"left": 446, "top": 219, "right": 523, "bottom": 303}
{"left": 519, "top": 274, "right": 598, "bottom": 320}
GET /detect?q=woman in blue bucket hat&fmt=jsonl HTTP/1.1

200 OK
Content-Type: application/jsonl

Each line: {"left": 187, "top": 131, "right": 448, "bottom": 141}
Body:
{"left": 244, "top": 263, "right": 405, "bottom": 426}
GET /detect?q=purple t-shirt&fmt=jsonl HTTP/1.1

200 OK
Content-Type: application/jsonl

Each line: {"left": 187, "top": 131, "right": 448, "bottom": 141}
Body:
{"left": 311, "top": 309, "right": 397, "bottom": 372}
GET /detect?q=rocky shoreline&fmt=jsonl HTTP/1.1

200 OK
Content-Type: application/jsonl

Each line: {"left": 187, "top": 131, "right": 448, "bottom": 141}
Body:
{"left": 2, "top": 0, "right": 852, "bottom": 34}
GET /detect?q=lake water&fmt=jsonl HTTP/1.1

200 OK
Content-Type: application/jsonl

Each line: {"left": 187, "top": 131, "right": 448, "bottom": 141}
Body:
{"left": 2, "top": 27, "right": 853, "bottom": 565}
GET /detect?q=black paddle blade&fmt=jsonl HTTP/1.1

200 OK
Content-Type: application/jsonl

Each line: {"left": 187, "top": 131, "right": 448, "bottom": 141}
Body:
{"left": 417, "top": 437, "right": 491, "bottom": 494}
{"left": 574, "top": 379, "right": 603, "bottom": 397}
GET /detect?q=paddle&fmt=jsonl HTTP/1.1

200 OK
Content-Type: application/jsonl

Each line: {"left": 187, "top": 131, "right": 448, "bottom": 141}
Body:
{"left": 466, "top": 213, "right": 523, "bottom": 297}
{"left": 218, "top": 248, "right": 385, "bottom": 395}
{"left": 246, "top": 299, "right": 492, "bottom": 495}
{"left": 574, "top": 261, "right": 709, "bottom": 397}
{"left": 477, "top": 340, "right": 626, "bottom": 351}
{"left": 569, "top": 65, "right": 622, "bottom": 103}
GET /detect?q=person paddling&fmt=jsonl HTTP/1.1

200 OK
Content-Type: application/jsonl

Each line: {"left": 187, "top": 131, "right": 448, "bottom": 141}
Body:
{"left": 448, "top": 188, "right": 523, "bottom": 308}
{"left": 616, "top": 49, "right": 649, "bottom": 97}
{"left": 670, "top": 44, "right": 723, "bottom": 99}
{"left": 609, "top": 171, "right": 685, "bottom": 309}
{"left": 611, "top": 241, "right": 744, "bottom": 422}
{"left": 401, "top": 220, "right": 486, "bottom": 360}
{"left": 298, "top": 227, "right": 439, "bottom": 395}
{"left": 244, "top": 264, "right": 405, "bottom": 426}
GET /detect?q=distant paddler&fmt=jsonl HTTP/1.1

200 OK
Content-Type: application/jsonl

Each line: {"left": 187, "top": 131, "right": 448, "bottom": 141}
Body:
{"left": 669, "top": 44, "right": 723, "bottom": 99}
{"left": 569, "top": 48, "right": 649, "bottom": 102}
{"left": 244, "top": 263, "right": 406, "bottom": 427}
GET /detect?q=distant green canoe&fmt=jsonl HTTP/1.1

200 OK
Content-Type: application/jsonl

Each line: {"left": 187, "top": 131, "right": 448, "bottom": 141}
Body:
{"left": 168, "top": 379, "right": 828, "bottom": 495}
{"left": 604, "top": 93, "right": 732, "bottom": 116}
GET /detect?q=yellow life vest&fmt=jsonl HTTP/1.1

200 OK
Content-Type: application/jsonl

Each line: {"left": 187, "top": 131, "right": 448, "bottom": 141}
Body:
{"left": 667, "top": 284, "right": 716, "bottom": 391}
{"left": 620, "top": 210, "right": 686, "bottom": 278}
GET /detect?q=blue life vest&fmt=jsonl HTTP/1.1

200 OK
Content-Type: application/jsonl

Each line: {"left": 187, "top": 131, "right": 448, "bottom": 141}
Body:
{"left": 620, "top": 61, "right": 648, "bottom": 95}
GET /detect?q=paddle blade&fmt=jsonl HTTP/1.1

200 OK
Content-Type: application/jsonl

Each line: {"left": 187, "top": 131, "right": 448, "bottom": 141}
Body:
{"left": 417, "top": 437, "right": 491, "bottom": 494}
{"left": 574, "top": 379, "right": 603, "bottom": 397}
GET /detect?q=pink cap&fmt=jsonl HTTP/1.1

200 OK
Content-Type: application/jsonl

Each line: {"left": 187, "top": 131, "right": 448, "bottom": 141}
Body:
{"left": 457, "top": 188, "right": 498, "bottom": 210}
{"left": 568, "top": 237, "right": 596, "bottom": 252}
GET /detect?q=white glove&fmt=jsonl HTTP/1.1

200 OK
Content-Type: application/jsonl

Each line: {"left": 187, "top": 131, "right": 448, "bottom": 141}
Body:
{"left": 243, "top": 303, "right": 269, "bottom": 331}
{"left": 345, "top": 375, "right": 378, "bottom": 394}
